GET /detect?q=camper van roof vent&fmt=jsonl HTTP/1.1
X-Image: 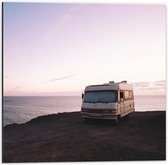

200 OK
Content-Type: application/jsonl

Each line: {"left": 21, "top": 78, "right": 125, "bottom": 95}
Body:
{"left": 109, "top": 81, "right": 114, "bottom": 84}
{"left": 121, "top": 80, "right": 127, "bottom": 83}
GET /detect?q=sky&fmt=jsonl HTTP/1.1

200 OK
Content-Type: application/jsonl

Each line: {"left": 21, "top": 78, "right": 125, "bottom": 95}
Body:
{"left": 3, "top": 3, "right": 166, "bottom": 96}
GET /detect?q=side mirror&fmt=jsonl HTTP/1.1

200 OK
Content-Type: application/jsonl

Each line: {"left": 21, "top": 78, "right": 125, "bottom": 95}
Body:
{"left": 82, "top": 93, "right": 84, "bottom": 99}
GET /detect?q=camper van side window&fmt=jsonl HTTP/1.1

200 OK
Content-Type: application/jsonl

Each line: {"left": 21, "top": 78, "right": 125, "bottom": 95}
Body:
{"left": 124, "top": 91, "right": 129, "bottom": 99}
{"left": 124, "top": 90, "right": 133, "bottom": 100}
{"left": 120, "top": 91, "right": 124, "bottom": 99}
{"left": 120, "top": 90, "right": 133, "bottom": 100}
{"left": 129, "top": 91, "right": 133, "bottom": 98}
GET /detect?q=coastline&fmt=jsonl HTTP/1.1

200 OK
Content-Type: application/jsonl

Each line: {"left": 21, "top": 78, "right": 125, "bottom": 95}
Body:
{"left": 3, "top": 111, "right": 166, "bottom": 162}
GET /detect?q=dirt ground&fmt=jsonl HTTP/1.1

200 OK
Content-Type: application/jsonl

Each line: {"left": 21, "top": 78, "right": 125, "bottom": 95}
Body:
{"left": 3, "top": 111, "right": 166, "bottom": 162}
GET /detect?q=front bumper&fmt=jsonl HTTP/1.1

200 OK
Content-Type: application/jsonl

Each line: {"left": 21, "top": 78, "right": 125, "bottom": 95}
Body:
{"left": 81, "top": 112, "right": 118, "bottom": 120}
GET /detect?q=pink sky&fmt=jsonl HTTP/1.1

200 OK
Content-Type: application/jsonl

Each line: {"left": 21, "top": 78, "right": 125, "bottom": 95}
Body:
{"left": 3, "top": 3, "right": 166, "bottom": 96}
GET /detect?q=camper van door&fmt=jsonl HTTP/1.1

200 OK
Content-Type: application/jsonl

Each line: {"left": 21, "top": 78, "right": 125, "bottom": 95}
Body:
{"left": 119, "top": 90, "right": 125, "bottom": 115}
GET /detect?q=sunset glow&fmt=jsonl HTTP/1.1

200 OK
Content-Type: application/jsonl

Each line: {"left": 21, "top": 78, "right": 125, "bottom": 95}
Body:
{"left": 3, "top": 3, "right": 166, "bottom": 96}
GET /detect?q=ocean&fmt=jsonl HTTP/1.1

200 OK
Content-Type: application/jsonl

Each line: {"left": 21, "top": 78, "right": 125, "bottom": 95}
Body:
{"left": 3, "top": 95, "right": 166, "bottom": 126}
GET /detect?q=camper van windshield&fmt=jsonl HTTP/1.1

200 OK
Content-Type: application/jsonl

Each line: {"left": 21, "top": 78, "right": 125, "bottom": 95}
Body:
{"left": 84, "top": 90, "right": 117, "bottom": 103}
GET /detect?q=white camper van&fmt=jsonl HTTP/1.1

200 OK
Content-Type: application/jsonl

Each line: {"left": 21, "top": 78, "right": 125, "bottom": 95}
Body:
{"left": 81, "top": 81, "right": 135, "bottom": 123}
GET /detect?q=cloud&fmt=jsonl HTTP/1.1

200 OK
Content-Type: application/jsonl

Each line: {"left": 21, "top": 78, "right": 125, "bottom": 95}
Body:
{"left": 45, "top": 4, "right": 87, "bottom": 39}
{"left": 4, "top": 75, "right": 9, "bottom": 79}
{"left": 58, "top": 14, "right": 71, "bottom": 24}
{"left": 131, "top": 80, "right": 166, "bottom": 88}
{"left": 56, "top": 5, "right": 86, "bottom": 25}
{"left": 14, "top": 86, "right": 22, "bottom": 90}
{"left": 154, "top": 80, "right": 166, "bottom": 87}
{"left": 131, "top": 80, "right": 165, "bottom": 95}
{"left": 47, "top": 74, "right": 76, "bottom": 82}
{"left": 131, "top": 82, "right": 149, "bottom": 88}
{"left": 69, "top": 4, "right": 87, "bottom": 12}
{"left": 4, "top": 85, "right": 23, "bottom": 96}
{"left": 8, "top": 85, "right": 23, "bottom": 91}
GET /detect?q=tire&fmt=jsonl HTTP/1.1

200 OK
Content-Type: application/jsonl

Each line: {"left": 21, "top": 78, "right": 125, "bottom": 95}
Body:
{"left": 115, "top": 115, "right": 121, "bottom": 125}
{"left": 84, "top": 118, "right": 91, "bottom": 123}
{"left": 115, "top": 119, "right": 118, "bottom": 125}
{"left": 125, "top": 114, "right": 130, "bottom": 120}
{"left": 112, "top": 116, "right": 119, "bottom": 125}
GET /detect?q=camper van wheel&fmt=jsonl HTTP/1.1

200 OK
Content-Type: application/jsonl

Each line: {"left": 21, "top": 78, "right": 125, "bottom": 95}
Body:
{"left": 116, "top": 117, "right": 119, "bottom": 124}
{"left": 84, "top": 118, "right": 90, "bottom": 123}
{"left": 125, "top": 114, "right": 130, "bottom": 120}
{"left": 112, "top": 118, "right": 118, "bottom": 125}
{"left": 114, "top": 115, "right": 120, "bottom": 125}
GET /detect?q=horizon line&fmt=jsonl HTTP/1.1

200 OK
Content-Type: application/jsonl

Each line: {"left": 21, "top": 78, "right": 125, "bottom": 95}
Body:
{"left": 3, "top": 94, "right": 166, "bottom": 97}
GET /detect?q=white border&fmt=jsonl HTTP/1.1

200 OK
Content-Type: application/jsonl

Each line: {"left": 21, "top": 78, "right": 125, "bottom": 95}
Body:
{"left": 0, "top": 0, "right": 167, "bottom": 165}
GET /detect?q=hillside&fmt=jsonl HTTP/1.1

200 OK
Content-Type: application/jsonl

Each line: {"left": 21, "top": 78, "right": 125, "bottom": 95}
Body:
{"left": 3, "top": 111, "right": 166, "bottom": 162}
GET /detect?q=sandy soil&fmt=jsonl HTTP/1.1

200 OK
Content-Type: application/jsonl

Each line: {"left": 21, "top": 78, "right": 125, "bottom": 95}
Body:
{"left": 3, "top": 111, "right": 166, "bottom": 162}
